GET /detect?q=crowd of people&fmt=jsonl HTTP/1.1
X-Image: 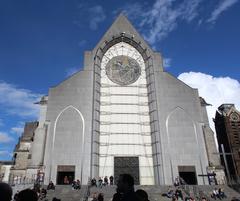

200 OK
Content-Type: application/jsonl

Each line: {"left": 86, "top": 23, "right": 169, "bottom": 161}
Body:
{"left": 20, "top": 181, "right": 56, "bottom": 200}
{"left": 0, "top": 178, "right": 80, "bottom": 201}
{"left": 162, "top": 186, "right": 183, "bottom": 200}
{"left": 160, "top": 185, "right": 228, "bottom": 201}
{"left": 211, "top": 188, "right": 227, "bottom": 200}
{"left": 0, "top": 182, "right": 39, "bottom": 201}
{"left": 1, "top": 174, "right": 239, "bottom": 201}
{"left": 111, "top": 174, "right": 149, "bottom": 201}
{"left": 91, "top": 192, "right": 104, "bottom": 201}
{"left": 161, "top": 186, "right": 207, "bottom": 201}
{"left": 91, "top": 176, "right": 114, "bottom": 187}
{"left": 0, "top": 181, "right": 60, "bottom": 201}
{"left": 174, "top": 176, "right": 185, "bottom": 187}
{"left": 72, "top": 179, "right": 81, "bottom": 190}
{"left": 47, "top": 180, "right": 55, "bottom": 190}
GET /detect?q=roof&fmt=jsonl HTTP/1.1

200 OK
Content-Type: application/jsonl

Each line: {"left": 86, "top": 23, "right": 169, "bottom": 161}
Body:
{"left": 218, "top": 104, "right": 235, "bottom": 116}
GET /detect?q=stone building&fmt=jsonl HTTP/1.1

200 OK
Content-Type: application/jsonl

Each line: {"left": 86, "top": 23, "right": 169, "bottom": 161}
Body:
{"left": 10, "top": 122, "right": 38, "bottom": 180}
{"left": 11, "top": 14, "right": 221, "bottom": 185}
{"left": 214, "top": 104, "right": 240, "bottom": 182}
{"left": 0, "top": 161, "right": 12, "bottom": 182}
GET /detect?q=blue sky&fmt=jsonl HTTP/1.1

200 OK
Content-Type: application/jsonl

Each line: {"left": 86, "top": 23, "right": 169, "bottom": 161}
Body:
{"left": 0, "top": 0, "right": 240, "bottom": 160}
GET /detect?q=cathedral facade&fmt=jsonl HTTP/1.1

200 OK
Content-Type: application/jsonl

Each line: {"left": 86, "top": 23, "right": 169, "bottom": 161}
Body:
{"left": 11, "top": 15, "right": 220, "bottom": 185}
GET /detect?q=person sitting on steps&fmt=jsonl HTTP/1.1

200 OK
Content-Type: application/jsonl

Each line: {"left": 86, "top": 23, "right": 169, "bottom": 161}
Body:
{"left": 47, "top": 181, "right": 55, "bottom": 190}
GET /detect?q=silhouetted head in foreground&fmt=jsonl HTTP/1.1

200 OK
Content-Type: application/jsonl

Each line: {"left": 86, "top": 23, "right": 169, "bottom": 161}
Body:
{"left": 116, "top": 174, "right": 134, "bottom": 193}
{"left": 136, "top": 189, "right": 149, "bottom": 201}
{"left": 98, "top": 193, "right": 104, "bottom": 201}
{"left": 0, "top": 182, "right": 12, "bottom": 201}
{"left": 17, "top": 189, "right": 38, "bottom": 201}
{"left": 52, "top": 197, "right": 61, "bottom": 201}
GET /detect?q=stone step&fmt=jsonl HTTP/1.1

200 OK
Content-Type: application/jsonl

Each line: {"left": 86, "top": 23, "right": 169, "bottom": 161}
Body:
{"left": 89, "top": 185, "right": 177, "bottom": 201}
{"left": 39, "top": 185, "right": 240, "bottom": 201}
{"left": 89, "top": 185, "right": 240, "bottom": 201}
{"left": 181, "top": 185, "right": 240, "bottom": 201}
{"left": 41, "top": 185, "right": 87, "bottom": 201}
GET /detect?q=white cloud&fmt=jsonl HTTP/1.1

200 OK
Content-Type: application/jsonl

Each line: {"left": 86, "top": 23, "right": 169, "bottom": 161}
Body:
{"left": 120, "top": 0, "right": 239, "bottom": 44}
{"left": 0, "top": 82, "right": 42, "bottom": 118}
{"left": 89, "top": 5, "right": 106, "bottom": 30}
{"left": 11, "top": 122, "right": 24, "bottom": 136}
{"left": 178, "top": 72, "right": 240, "bottom": 132}
{"left": 207, "top": 0, "right": 239, "bottom": 23}
{"left": 0, "top": 132, "right": 14, "bottom": 143}
{"left": 123, "top": 0, "right": 202, "bottom": 44}
{"left": 65, "top": 67, "right": 79, "bottom": 77}
{"left": 0, "top": 150, "right": 12, "bottom": 157}
{"left": 116, "top": 3, "right": 145, "bottom": 21}
{"left": 163, "top": 58, "right": 172, "bottom": 68}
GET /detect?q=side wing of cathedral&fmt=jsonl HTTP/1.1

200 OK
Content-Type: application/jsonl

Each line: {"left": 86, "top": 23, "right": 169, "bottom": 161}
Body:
{"left": 10, "top": 14, "right": 222, "bottom": 185}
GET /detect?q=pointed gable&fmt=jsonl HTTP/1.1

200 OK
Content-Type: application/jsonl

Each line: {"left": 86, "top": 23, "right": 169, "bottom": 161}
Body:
{"left": 89, "top": 14, "right": 163, "bottom": 72}
{"left": 93, "top": 14, "right": 151, "bottom": 52}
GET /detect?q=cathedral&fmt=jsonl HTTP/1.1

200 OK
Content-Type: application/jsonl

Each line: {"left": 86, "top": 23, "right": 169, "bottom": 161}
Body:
{"left": 10, "top": 14, "right": 221, "bottom": 185}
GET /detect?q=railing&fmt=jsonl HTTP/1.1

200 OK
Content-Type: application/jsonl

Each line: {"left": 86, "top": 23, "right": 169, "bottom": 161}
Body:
{"left": 7, "top": 174, "right": 37, "bottom": 197}
{"left": 8, "top": 174, "right": 36, "bottom": 186}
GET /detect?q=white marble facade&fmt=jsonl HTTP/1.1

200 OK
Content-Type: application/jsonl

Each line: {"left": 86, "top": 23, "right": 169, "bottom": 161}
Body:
{"left": 99, "top": 42, "right": 154, "bottom": 184}
{"left": 22, "top": 15, "right": 218, "bottom": 185}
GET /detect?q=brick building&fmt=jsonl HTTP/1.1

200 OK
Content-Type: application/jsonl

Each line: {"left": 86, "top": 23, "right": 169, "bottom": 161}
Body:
{"left": 214, "top": 104, "right": 240, "bottom": 182}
